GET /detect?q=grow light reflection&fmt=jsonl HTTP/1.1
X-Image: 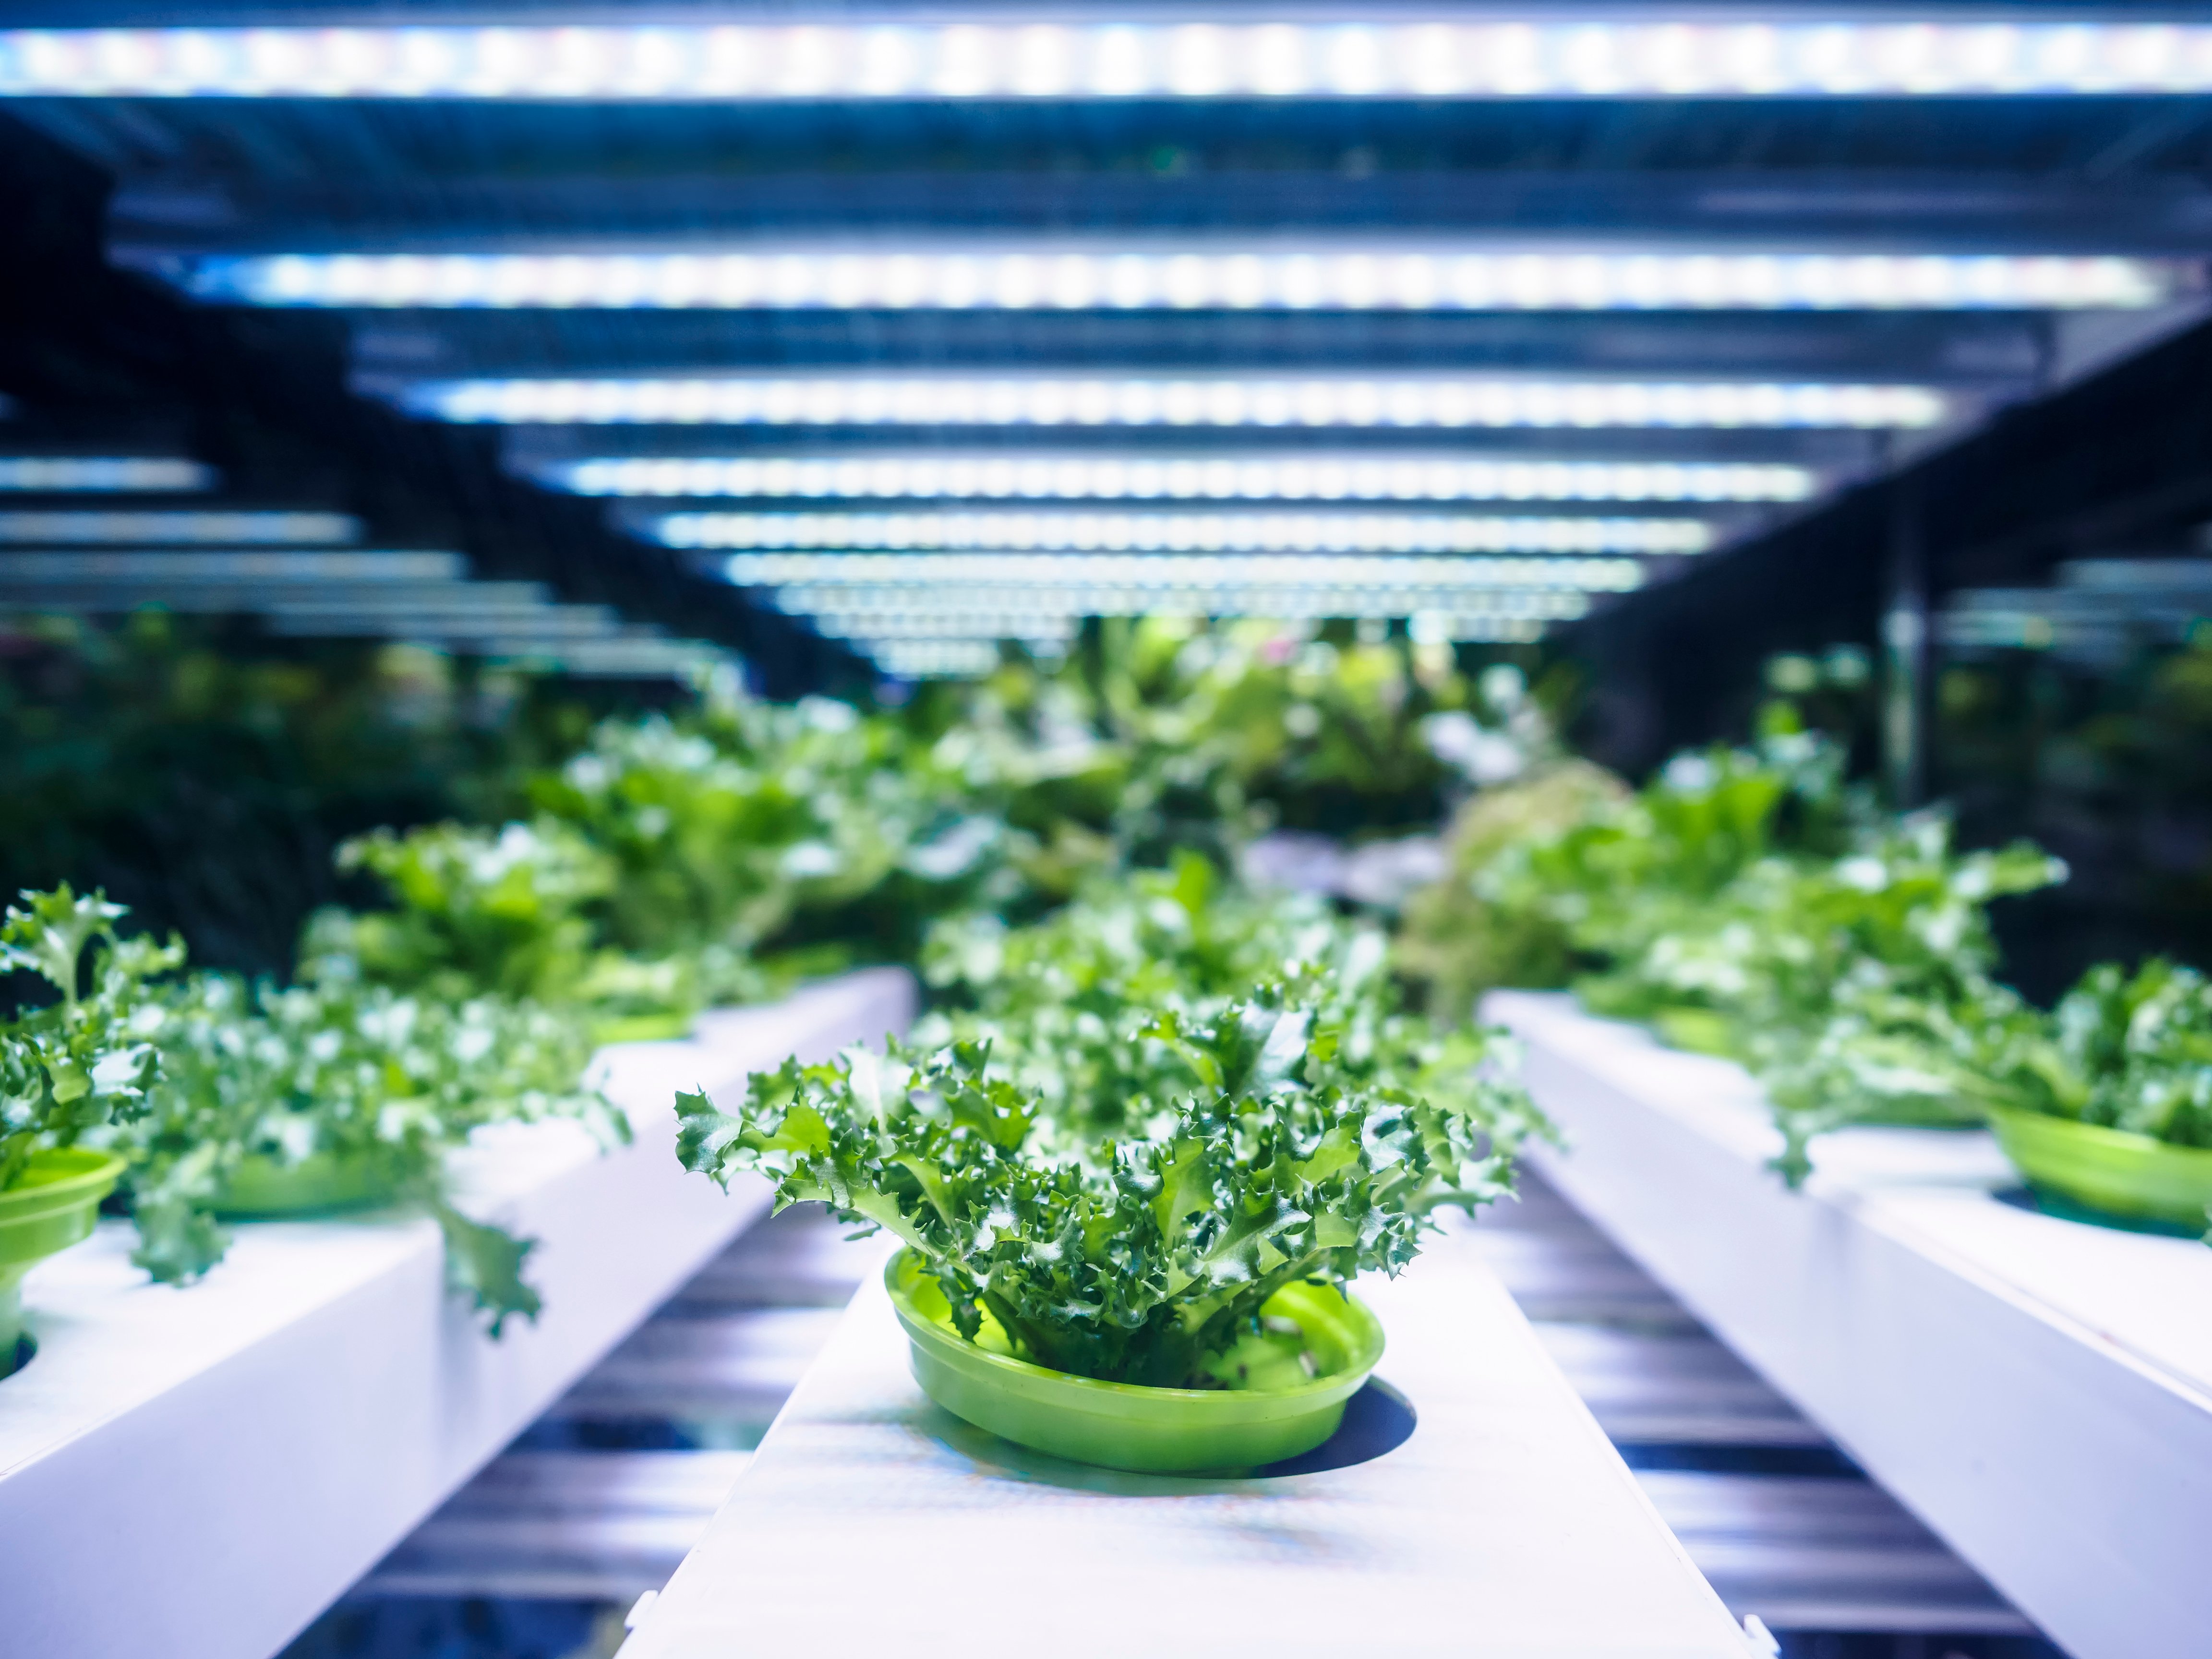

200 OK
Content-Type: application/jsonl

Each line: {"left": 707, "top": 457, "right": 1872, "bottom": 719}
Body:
{"left": 183, "top": 248, "right": 2183, "bottom": 313}
{"left": 402, "top": 375, "right": 1948, "bottom": 432}
{"left": 549, "top": 453, "right": 1818, "bottom": 505}
{"left": 660, "top": 511, "right": 1709, "bottom": 556}
{"left": 9, "top": 21, "right": 2212, "bottom": 98}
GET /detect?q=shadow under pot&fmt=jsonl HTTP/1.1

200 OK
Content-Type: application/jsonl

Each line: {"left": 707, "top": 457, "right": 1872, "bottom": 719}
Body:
{"left": 884, "top": 1250, "right": 1384, "bottom": 1475}
{"left": 0, "top": 1148, "right": 127, "bottom": 1373}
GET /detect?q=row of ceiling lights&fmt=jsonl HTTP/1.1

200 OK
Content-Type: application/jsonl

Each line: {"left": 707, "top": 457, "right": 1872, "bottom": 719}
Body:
{"left": 27, "top": 15, "right": 2205, "bottom": 677}
{"left": 9, "top": 19, "right": 2211, "bottom": 98}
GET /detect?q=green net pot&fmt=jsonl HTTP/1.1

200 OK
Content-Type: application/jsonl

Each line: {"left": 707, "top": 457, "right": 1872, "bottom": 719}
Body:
{"left": 884, "top": 1250, "right": 1385, "bottom": 1475}
{"left": 0, "top": 1149, "right": 126, "bottom": 1366}
{"left": 589, "top": 1010, "right": 696, "bottom": 1046}
{"left": 1987, "top": 1106, "right": 2212, "bottom": 1230}
{"left": 214, "top": 1151, "right": 401, "bottom": 1218}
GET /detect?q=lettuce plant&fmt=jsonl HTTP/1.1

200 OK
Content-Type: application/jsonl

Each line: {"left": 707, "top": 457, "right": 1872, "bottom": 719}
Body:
{"left": 1427, "top": 729, "right": 2065, "bottom": 1179}
{"left": 678, "top": 995, "right": 1522, "bottom": 1388}
{"left": 1976, "top": 958, "right": 2212, "bottom": 1149}
{"left": 527, "top": 700, "right": 1017, "bottom": 997}
{"left": 921, "top": 854, "right": 1545, "bottom": 1163}
{"left": 307, "top": 819, "right": 614, "bottom": 1004}
{"left": 119, "top": 965, "right": 625, "bottom": 1330}
{"left": 1, "top": 886, "right": 180, "bottom": 1190}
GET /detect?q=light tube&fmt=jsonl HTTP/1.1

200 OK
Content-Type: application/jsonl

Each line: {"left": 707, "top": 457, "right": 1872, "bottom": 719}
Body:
{"left": 260, "top": 609, "right": 619, "bottom": 638}
{"left": 781, "top": 586, "right": 1594, "bottom": 622}
{"left": 814, "top": 613, "right": 1079, "bottom": 642}
{"left": 415, "top": 636, "right": 724, "bottom": 678}
{"left": 867, "top": 641, "right": 1004, "bottom": 677}
{"left": 774, "top": 588, "right": 1599, "bottom": 617}
{"left": 182, "top": 248, "right": 2183, "bottom": 312}
{"left": 8, "top": 22, "right": 2211, "bottom": 99}
{"left": 0, "top": 589, "right": 565, "bottom": 619}
{"left": 0, "top": 510, "right": 358, "bottom": 545}
{"left": 0, "top": 552, "right": 466, "bottom": 582}
{"left": 660, "top": 509, "right": 1707, "bottom": 556}
{"left": 401, "top": 374, "right": 1948, "bottom": 431}
{"left": 722, "top": 552, "right": 1643, "bottom": 591}
{"left": 0, "top": 457, "right": 213, "bottom": 493}
{"left": 549, "top": 452, "right": 1818, "bottom": 505}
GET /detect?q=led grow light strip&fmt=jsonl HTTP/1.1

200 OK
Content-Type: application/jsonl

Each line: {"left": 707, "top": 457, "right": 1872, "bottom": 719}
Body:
{"left": 549, "top": 453, "right": 1818, "bottom": 505}
{"left": 0, "top": 510, "right": 358, "bottom": 544}
{"left": 661, "top": 510, "right": 1708, "bottom": 556}
{"left": 0, "top": 590, "right": 572, "bottom": 621}
{"left": 0, "top": 552, "right": 467, "bottom": 582}
{"left": 405, "top": 375, "right": 1947, "bottom": 431}
{"left": 185, "top": 248, "right": 2182, "bottom": 312}
{"left": 8, "top": 21, "right": 2211, "bottom": 98}
{"left": 726, "top": 552, "right": 1644, "bottom": 591}
{"left": 259, "top": 608, "right": 620, "bottom": 637}
{"left": 785, "top": 586, "right": 1598, "bottom": 620}
{"left": 866, "top": 641, "right": 1006, "bottom": 676}
{"left": 814, "top": 613, "right": 1080, "bottom": 641}
{"left": 0, "top": 457, "right": 213, "bottom": 493}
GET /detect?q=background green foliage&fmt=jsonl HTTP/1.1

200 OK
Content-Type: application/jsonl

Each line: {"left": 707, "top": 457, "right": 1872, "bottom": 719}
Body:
{"left": 0, "top": 613, "right": 606, "bottom": 979}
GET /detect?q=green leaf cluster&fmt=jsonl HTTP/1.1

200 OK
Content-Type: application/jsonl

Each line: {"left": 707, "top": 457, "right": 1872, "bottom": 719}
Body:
{"left": 1407, "top": 730, "right": 2065, "bottom": 1180}
{"left": 319, "top": 693, "right": 1025, "bottom": 1026}
{"left": 1395, "top": 760, "right": 1631, "bottom": 1016}
{"left": 959, "top": 620, "right": 1501, "bottom": 866}
{"left": 111, "top": 964, "right": 625, "bottom": 1319}
{"left": 1976, "top": 959, "right": 2212, "bottom": 1149}
{"left": 305, "top": 819, "right": 626, "bottom": 1008}
{"left": 0, "top": 886, "right": 182, "bottom": 1190}
{"left": 921, "top": 853, "right": 1547, "bottom": 1163}
{"left": 678, "top": 995, "right": 1520, "bottom": 1389}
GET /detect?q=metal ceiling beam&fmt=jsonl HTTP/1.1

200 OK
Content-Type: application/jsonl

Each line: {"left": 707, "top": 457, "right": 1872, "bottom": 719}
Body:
{"left": 506, "top": 423, "right": 1891, "bottom": 469}
{"left": 343, "top": 309, "right": 2051, "bottom": 384}
{"left": 101, "top": 171, "right": 2212, "bottom": 255}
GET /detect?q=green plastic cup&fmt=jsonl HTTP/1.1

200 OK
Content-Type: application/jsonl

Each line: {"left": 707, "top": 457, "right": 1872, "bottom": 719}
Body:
{"left": 884, "top": 1250, "right": 1385, "bottom": 1475}
{"left": 1987, "top": 1106, "right": 2212, "bottom": 1230}
{"left": 0, "top": 1148, "right": 126, "bottom": 1369}
{"left": 215, "top": 1151, "right": 400, "bottom": 1217}
{"left": 589, "top": 1011, "right": 697, "bottom": 1046}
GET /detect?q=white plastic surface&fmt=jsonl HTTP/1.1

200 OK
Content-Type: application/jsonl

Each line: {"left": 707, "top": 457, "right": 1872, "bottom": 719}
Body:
{"left": 0, "top": 967, "right": 914, "bottom": 1659}
{"left": 618, "top": 1219, "right": 1753, "bottom": 1659}
{"left": 1488, "top": 990, "right": 2212, "bottom": 1659}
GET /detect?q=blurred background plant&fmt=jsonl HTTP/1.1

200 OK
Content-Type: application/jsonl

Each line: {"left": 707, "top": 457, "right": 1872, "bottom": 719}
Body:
{"left": 0, "top": 611, "right": 616, "bottom": 980}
